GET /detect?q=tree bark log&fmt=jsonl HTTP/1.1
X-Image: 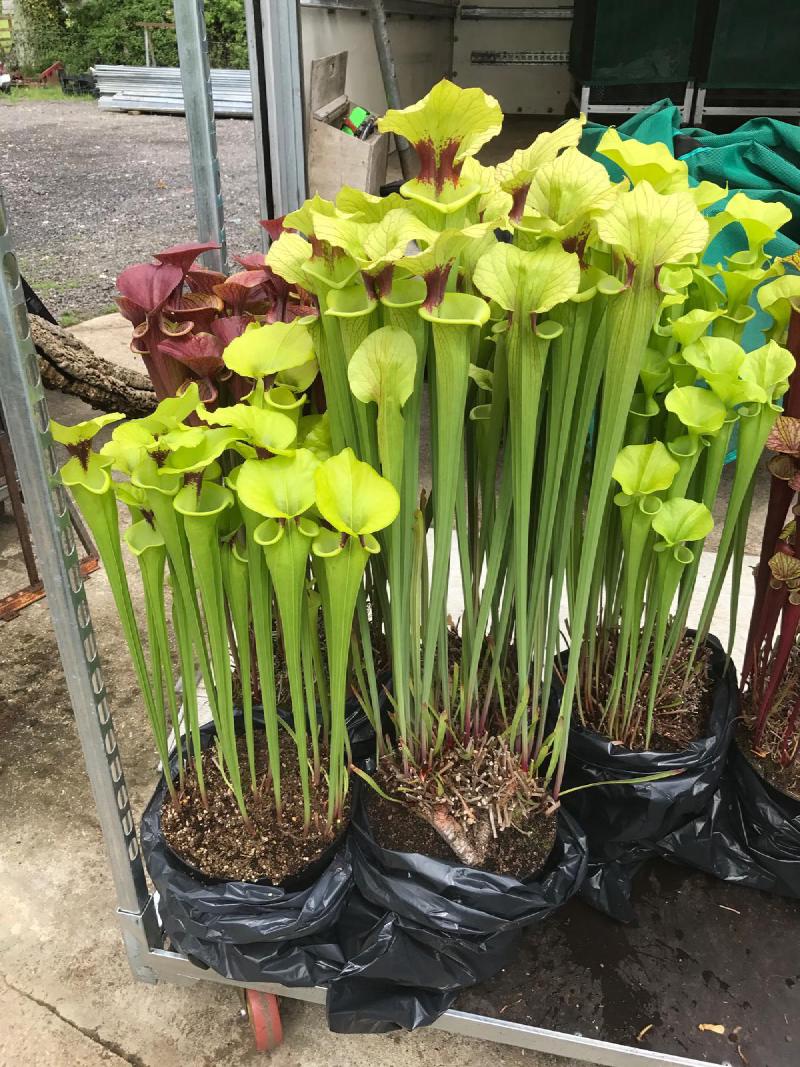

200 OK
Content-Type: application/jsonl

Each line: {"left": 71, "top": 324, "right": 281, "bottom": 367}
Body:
{"left": 30, "top": 316, "right": 156, "bottom": 417}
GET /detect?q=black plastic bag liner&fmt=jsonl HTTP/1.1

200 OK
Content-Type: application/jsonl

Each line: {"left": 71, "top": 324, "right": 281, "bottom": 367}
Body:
{"left": 656, "top": 741, "right": 800, "bottom": 898}
{"left": 325, "top": 802, "right": 587, "bottom": 1033}
{"left": 555, "top": 632, "right": 738, "bottom": 922}
{"left": 345, "top": 671, "right": 392, "bottom": 765}
{"left": 140, "top": 717, "right": 353, "bottom": 988}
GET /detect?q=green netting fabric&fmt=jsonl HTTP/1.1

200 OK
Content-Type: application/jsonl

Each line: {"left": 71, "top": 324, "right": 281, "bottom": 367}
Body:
{"left": 582, "top": 100, "right": 800, "bottom": 261}
{"left": 582, "top": 101, "right": 800, "bottom": 454}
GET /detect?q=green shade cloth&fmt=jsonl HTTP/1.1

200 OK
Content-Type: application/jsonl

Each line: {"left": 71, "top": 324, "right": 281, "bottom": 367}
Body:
{"left": 569, "top": 0, "right": 698, "bottom": 85}
{"left": 704, "top": 0, "right": 800, "bottom": 90}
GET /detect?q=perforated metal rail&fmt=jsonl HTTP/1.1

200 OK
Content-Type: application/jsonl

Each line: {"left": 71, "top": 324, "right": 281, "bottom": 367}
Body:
{"left": 0, "top": 191, "right": 158, "bottom": 963}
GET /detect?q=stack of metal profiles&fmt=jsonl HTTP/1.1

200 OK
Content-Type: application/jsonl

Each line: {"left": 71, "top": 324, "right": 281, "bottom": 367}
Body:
{"left": 92, "top": 65, "right": 253, "bottom": 117}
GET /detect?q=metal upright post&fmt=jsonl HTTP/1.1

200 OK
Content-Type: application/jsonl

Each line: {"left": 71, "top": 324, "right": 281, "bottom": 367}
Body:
{"left": 367, "top": 0, "right": 413, "bottom": 179}
{"left": 243, "top": 0, "right": 274, "bottom": 245}
{"left": 173, "top": 0, "right": 227, "bottom": 270}
{"left": 0, "top": 189, "right": 160, "bottom": 975}
{"left": 256, "top": 0, "right": 307, "bottom": 216}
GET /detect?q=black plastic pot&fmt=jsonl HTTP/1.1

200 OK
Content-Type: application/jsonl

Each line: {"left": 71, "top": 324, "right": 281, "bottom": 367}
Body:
{"left": 140, "top": 717, "right": 354, "bottom": 988}
{"left": 325, "top": 799, "right": 587, "bottom": 1033}
{"left": 554, "top": 632, "right": 738, "bottom": 921}
{"left": 656, "top": 740, "right": 800, "bottom": 898}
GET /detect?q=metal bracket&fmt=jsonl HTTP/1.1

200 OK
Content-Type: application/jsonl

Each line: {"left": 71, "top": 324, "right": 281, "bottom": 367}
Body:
{"left": 471, "top": 50, "right": 569, "bottom": 65}
{"left": 693, "top": 86, "right": 800, "bottom": 124}
{"left": 117, "top": 897, "right": 163, "bottom": 984}
{"left": 460, "top": 5, "right": 573, "bottom": 19}
{"left": 575, "top": 81, "right": 695, "bottom": 124}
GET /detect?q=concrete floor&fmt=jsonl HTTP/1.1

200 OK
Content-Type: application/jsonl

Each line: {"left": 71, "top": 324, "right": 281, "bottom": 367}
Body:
{"left": 70, "top": 314, "right": 143, "bottom": 376}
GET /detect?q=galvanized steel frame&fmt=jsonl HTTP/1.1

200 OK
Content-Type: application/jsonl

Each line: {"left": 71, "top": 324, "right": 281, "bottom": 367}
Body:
{"left": 243, "top": 0, "right": 273, "bottom": 246}
{"left": 692, "top": 87, "right": 800, "bottom": 124}
{"left": 256, "top": 0, "right": 307, "bottom": 216}
{"left": 573, "top": 80, "right": 695, "bottom": 123}
{"left": 172, "top": 0, "right": 227, "bottom": 269}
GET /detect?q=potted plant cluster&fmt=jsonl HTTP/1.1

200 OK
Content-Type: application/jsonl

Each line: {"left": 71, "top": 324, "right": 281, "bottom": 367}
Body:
{"left": 730, "top": 315, "right": 800, "bottom": 895}
{"left": 545, "top": 131, "right": 797, "bottom": 916}
{"left": 742, "top": 275, "right": 800, "bottom": 781}
{"left": 51, "top": 328, "right": 399, "bottom": 984}
{"left": 54, "top": 79, "right": 797, "bottom": 1022}
{"left": 654, "top": 276, "right": 800, "bottom": 897}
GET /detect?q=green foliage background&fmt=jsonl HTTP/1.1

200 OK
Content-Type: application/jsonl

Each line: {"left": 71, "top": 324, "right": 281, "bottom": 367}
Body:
{"left": 14, "top": 0, "right": 67, "bottom": 71}
{"left": 15, "top": 0, "right": 248, "bottom": 73}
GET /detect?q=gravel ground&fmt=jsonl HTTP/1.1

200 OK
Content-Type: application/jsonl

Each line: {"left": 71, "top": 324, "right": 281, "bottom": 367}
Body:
{"left": 0, "top": 98, "right": 262, "bottom": 318}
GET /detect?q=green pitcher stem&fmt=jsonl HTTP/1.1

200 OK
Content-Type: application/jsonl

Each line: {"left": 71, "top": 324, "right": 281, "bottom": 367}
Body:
{"left": 330, "top": 303, "right": 379, "bottom": 465}
{"left": 241, "top": 504, "right": 281, "bottom": 814}
{"left": 317, "top": 537, "right": 370, "bottom": 825}
{"left": 664, "top": 418, "right": 735, "bottom": 666}
{"left": 420, "top": 318, "right": 476, "bottom": 708}
{"left": 693, "top": 403, "right": 778, "bottom": 653}
{"left": 177, "top": 488, "right": 248, "bottom": 822}
{"left": 141, "top": 545, "right": 184, "bottom": 794}
{"left": 259, "top": 520, "right": 312, "bottom": 830}
{"left": 222, "top": 543, "right": 257, "bottom": 793}
{"left": 646, "top": 548, "right": 690, "bottom": 746}
{"left": 137, "top": 479, "right": 218, "bottom": 722}
{"left": 551, "top": 274, "right": 663, "bottom": 795}
{"left": 310, "top": 294, "right": 360, "bottom": 452}
{"left": 70, "top": 483, "right": 164, "bottom": 761}
{"left": 171, "top": 577, "right": 206, "bottom": 804}
{"left": 506, "top": 316, "right": 550, "bottom": 728}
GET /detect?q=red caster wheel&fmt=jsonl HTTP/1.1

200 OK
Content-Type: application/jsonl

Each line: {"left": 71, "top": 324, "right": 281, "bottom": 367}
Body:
{"left": 245, "top": 988, "right": 283, "bottom": 1052}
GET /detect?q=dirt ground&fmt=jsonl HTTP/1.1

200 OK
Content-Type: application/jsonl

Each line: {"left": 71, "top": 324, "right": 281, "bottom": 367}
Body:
{"left": 0, "top": 98, "right": 263, "bottom": 319}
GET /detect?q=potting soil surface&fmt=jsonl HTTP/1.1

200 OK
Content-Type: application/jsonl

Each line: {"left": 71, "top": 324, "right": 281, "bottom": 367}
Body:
{"left": 457, "top": 859, "right": 799, "bottom": 1065}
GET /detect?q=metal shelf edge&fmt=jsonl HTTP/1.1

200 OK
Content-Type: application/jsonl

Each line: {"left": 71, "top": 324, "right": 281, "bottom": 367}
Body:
{"left": 460, "top": 5, "right": 573, "bottom": 19}
{"left": 301, "top": 0, "right": 457, "bottom": 17}
{"left": 143, "top": 947, "right": 727, "bottom": 1067}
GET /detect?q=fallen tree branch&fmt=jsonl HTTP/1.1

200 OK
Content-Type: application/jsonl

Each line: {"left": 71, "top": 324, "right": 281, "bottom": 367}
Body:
{"left": 30, "top": 316, "right": 156, "bottom": 417}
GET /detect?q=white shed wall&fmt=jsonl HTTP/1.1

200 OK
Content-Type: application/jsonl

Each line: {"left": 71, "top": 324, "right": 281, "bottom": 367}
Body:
{"left": 300, "top": 8, "right": 454, "bottom": 116}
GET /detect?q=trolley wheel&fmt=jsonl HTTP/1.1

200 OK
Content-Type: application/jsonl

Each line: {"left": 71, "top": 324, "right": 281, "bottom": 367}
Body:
{"left": 245, "top": 988, "right": 283, "bottom": 1052}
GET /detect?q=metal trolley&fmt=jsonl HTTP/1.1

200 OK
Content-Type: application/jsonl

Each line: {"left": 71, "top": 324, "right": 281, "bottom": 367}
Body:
{"left": 0, "top": 195, "right": 729, "bottom": 1067}
{"left": 0, "top": 0, "right": 733, "bottom": 1061}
